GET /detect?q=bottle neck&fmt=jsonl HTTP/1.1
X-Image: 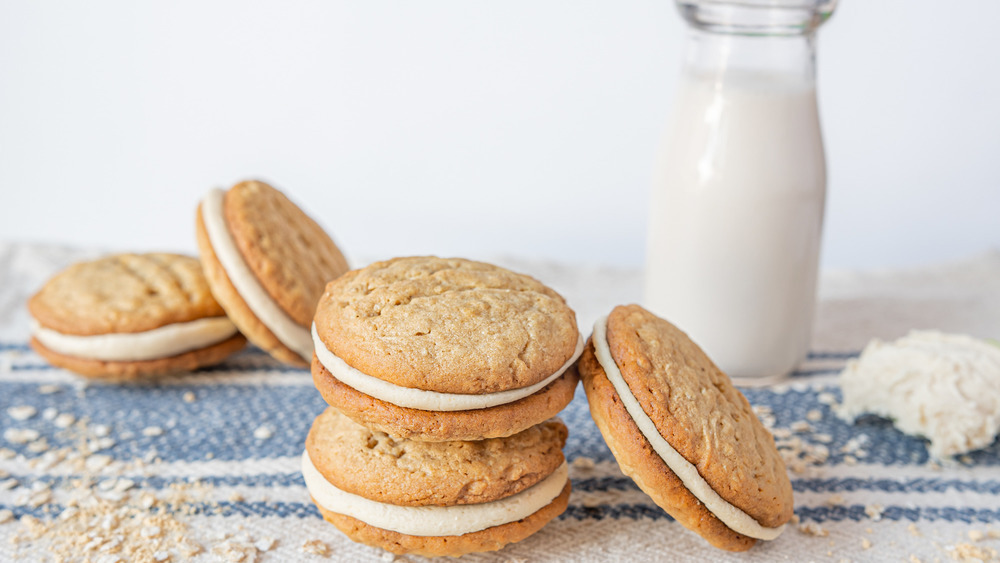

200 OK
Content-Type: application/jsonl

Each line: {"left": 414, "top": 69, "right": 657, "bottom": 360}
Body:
{"left": 681, "top": 29, "right": 817, "bottom": 86}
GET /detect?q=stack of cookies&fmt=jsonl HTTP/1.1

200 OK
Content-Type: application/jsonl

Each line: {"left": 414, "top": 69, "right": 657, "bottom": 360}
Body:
{"left": 303, "top": 256, "right": 583, "bottom": 557}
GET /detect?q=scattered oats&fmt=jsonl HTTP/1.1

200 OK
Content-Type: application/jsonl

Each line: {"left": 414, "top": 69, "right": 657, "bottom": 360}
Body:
{"left": 85, "top": 454, "right": 112, "bottom": 471}
{"left": 205, "top": 452, "right": 215, "bottom": 460}
{"left": 571, "top": 456, "right": 596, "bottom": 470}
{"left": 7, "top": 405, "right": 37, "bottom": 420}
{"left": 861, "top": 537, "right": 873, "bottom": 549}
{"left": 928, "top": 460, "right": 943, "bottom": 471}
{"left": 26, "top": 489, "right": 51, "bottom": 508}
{"left": 968, "top": 529, "right": 985, "bottom": 542}
{"left": 54, "top": 413, "right": 75, "bottom": 428}
{"left": 153, "top": 551, "right": 171, "bottom": 562}
{"left": 791, "top": 420, "right": 812, "bottom": 433}
{"left": 797, "top": 522, "right": 829, "bottom": 537}
{"left": 772, "top": 428, "right": 793, "bottom": 439}
{"left": 988, "top": 530, "right": 1000, "bottom": 539}
{"left": 253, "top": 425, "right": 273, "bottom": 440}
{"left": 182, "top": 391, "right": 196, "bottom": 403}
{"left": 950, "top": 543, "right": 998, "bottom": 561}
{"left": 908, "top": 523, "right": 922, "bottom": 536}
{"left": 960, "top": 455, "right": 974, "bottom": 465}
{"left": 91, "top": 437, "right": 116, "bottom": 451}
{"left": 866, "top": 527, "right": 873, "bottom": 534}
{"left": 818, "top": 392, "right": 837, "bottom": 405}
{"left": 0, "top": 478, "right": 18, "bottom": 491}
{"left": 0, "top": 509, "right": 13, "bottom": 524}
{"left": 92, "top": 424, "right": 111, "bottom": 437}
{"left": 301, "top": 539, "right": 331, "bottom": 556}
{"left": 814, "top": 433, "right": 834, "bottom": 443}
{"left": 806, "top": 409, "right": 822, "bottom": 421}
{"left": 140, "top": 493, "right": 157, "bottom": 509}
{"left": 0, "top": 469, "right": 6, "bottom": 478}
{"left": 825, "top": 494, "right": 845, "bottom": 506}
{"left": 865, "top": 504, "right": 884, "bottom": 521}
{"left": 255, "top": 536, "right": 277, "bottom": 552}
{"left": 908, "top": 555, "right": 921, "bottom": 563}
{"left": 790, "top": 514, "right": 801, "bottom": 524}
{"left": 854, "top": 449, "right": 868, "bottom": 458}
{"left": 838, "top": 559, "right": 851, "bottom": 563}
{"left": 381, "top": 553, "right": 396, "bottom": 562}
{"left": 0, "top": 448, "right": 14, "bottom": 459}
{"left": 38, "top": 384, "right": 62, "bottom": 394}
{"left": 142, "top": 426, "right": 164, "bottom": 437}
{"left": 844, "top": 455, "right": 858, "bottom": 465}
{"left": 581, "top": 494, "right": 602, "bottom": 508}
{"left": 229, "top": 492, "right": 245, "bottom": 503}
{"left": 4, "top": 428, "right": 40, "bottom": 444}
{"left": 141, "top": 525, "right": 162, "bottom": 538}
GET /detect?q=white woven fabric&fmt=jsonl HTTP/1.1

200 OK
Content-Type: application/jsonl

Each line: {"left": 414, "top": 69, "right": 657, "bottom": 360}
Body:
{"left": 1, "top": 242, "right": 999, "bottom": 562}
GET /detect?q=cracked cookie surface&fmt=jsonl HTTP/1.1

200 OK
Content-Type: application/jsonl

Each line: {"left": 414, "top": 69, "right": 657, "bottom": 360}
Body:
{"left": 313, "top": 256, "right": 579, "bottom": 394}
{"left": 305, "top": 406, "right": 567, "bottom": 506}
{"left": 29, "top": 253, "right": 225, "bottom": 335}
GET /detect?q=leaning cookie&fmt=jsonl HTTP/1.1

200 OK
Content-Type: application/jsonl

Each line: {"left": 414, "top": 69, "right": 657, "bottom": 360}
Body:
{"left": 311, "top": 256, "right": 582, "bottom": 441}
{"left": 28, "top": 253, "right": 245, "bottom": 380}
{"left": 578, "top": 304, "right": 794, "bottom": 552}
{"left": 303, "top": 407, "right": 571, "bottom": 557}
{"left": 195, "top": 180, "right": 349, "bottom": 366}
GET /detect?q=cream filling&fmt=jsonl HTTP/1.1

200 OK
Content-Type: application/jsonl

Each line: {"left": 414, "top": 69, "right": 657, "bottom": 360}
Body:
{"left": 302, "top": 450, "right": 568, "bottom": 537}
{"left": 201, "top": 188, "right": 313, "bottom": 362}
{"left": 32, "top": 317, "right": 238, "bottom": 362}
{"left": 592, "top": 317, "right": 785, "bottom": 541}
{"left": 312, "top": 323, "right": 583, "bottom": 411}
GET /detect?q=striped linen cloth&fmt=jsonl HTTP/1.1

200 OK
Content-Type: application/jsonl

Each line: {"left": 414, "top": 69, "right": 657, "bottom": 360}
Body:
{"left": 1, "top": 243, "right": 999, "bottom": 562}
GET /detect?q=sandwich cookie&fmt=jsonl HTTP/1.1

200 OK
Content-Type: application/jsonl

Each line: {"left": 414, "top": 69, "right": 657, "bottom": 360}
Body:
{"left": 311, "top": 256, "right": 582, "bottom": 441}
{"left": 303, "top": 407, "right": 571, "bottom": 557}
{"left": 196, "top": 180, "right": 350, "bottom": 366}
{"left": 28, "top": 253, "right": 245, "bottom": 380}
{"left": 578, "top": 305, "right": 794, "bottom": 551}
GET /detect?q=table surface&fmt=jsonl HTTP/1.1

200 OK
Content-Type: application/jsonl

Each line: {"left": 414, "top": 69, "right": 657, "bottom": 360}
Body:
{"left": 1, "top": 243, "right": 999, "bottom": 563}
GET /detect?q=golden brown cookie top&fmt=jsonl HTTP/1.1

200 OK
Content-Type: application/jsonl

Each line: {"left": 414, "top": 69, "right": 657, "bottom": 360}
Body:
{"left": 224, "top": 180, "right": 349, "bottom": 327}
{"left": 28, "top": 253, "right": 225, "bottom": 336}
{"left": 605, "top": 304, "right": 794, "bottom": 528}
{"left": 305, "top": 407, "right": 567, "bottom": 507}
{"left": 314, "top": 256, "right": 580, "bottom": 394}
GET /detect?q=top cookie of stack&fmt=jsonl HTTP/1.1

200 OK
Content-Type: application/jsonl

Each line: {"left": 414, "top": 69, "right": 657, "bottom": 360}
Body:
{"left": 196, "top": 180, "right": 350, "bottom": 366}
{"left": 311, "top": 256, "right": 583, "bottom": 441}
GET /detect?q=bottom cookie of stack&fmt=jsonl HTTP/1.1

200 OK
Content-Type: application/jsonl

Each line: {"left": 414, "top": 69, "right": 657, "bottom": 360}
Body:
{"left": 302, "top": 407, "right": 571, "bottom": 557}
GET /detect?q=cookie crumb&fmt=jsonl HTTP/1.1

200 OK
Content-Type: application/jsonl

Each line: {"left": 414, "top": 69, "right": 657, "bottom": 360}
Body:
{"left": 826, "top": 494, "right": 845, "bottom": 506}
{"left": 301, "top": 539, "right": 330, "bottom": 556}
{"left": 229, "top": 492, "right": 245, "bottom": 503}
{"left": 7, "top": 406, "right": 37, "bottom": 420}
{"left": 797, "top": 522, "right": 829, "bottom": 537}
{"left": 38, "top": 384, "right": 62, "bottom": 394}
{"left": 571, "top": 456, "right": 596, "bottom": 470}
{"left": 908, "top": 555, "right": 922, "bottom": 563}
{"left": 861, "top": 538, "right": 873, "bottom": 549}
{"left": 908, "top": 523, "right": 922, "bottom": 536}
{"left": 843, "top": 455, "right": 858, "bottom": 465}
{"left": 380, "top": 553, "right": 396, "bottom": 562}
{"left": 142, "top": 426, "right": 164, "bottom": 437}
{"left": 968, "top": 530, "right": 985, "bottom": 542}
{"left": 253, "top": 425, "right": 273, "bottom": 440}
{"left": 0, "top": 509, "right": 13, "bottom": 524}
{"left": 791, "top": 420, "right": 813, "bottom": 433}
{"left": 182, "top": 391, "right": 197, "bottom": 403}
{"left": 0, "top": 478, "right": 18, "bottom": 490}
{"left": 0, "top": 448, "right": 14, "bottom": 460}
{"left": 806, "top": 409, "right": 822, "bottom": 421}
{"left": 865, "top": 504, "right": 884, "bottom": 521}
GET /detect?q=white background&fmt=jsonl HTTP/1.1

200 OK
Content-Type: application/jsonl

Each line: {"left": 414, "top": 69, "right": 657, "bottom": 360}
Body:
{"left": 1, "top": 1, "right": 997, "bottom": 269}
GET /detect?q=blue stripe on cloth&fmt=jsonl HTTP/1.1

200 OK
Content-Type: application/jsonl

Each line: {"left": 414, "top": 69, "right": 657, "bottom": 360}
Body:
{"left": 793, "top": 478, "right": 1000, "bottom": 495}
{"left": 806, "top": 351, "right": 861, "bottom": 360}
{"left": 3, "top": 381, "right": 999, "bottom": 467}
{"left": 797, "top": 505, "right": 1000, "bottom": 524}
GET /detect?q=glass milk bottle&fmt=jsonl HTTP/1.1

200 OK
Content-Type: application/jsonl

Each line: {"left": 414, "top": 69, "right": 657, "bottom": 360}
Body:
{"left": 644, "top": 0, "right": 837, "bottom": 381}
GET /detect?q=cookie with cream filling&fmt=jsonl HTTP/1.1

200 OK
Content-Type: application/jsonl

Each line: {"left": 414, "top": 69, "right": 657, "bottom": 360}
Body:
{"left": 303, "top": 407, "right": 571, "bottom": 557}
{"left": 578, "top": 304, "right": 794, "bottom": 551}
{"left": 311, "top": 256, "right": 582, "bottom": 441}
{"left": 195, "top": 180, "right": 349, "bottom": 366}
{"left": 28, "top": 253, "right": 245, "bottom": 380}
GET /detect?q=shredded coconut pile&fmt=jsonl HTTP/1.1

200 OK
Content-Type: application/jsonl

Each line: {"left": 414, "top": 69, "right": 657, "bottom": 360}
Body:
{"left": 838, "top": 331, "right": 1000, "bottom": 459}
